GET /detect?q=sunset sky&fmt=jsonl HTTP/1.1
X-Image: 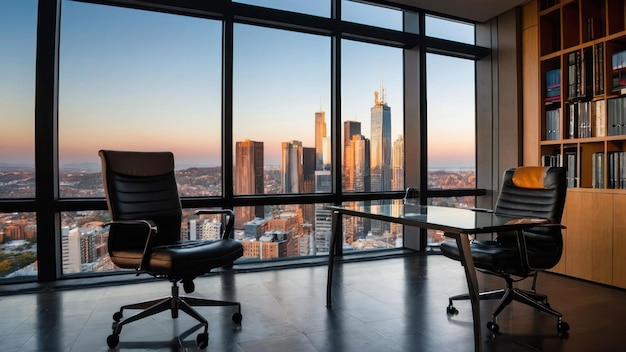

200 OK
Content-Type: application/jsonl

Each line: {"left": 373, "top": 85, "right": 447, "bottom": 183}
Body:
{"left": 1, "top": 0, "right": 475, "bottom": 169}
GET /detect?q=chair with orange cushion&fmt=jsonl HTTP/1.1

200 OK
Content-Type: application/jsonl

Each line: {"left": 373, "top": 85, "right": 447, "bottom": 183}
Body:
{"left": 441, "top": 166, "right": 569, "bottom": 336}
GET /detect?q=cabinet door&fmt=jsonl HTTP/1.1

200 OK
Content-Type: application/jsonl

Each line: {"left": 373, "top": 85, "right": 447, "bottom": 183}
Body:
{"left": 614, "top": 194, "right": 626, "bottom": 289}
{"left": 564, "top": 191, "right": 613, "bottom": 284}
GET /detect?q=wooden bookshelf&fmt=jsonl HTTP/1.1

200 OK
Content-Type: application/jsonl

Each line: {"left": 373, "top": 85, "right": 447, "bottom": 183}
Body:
{"left": 524, "top": 0, "right": 626, "bottom": 288}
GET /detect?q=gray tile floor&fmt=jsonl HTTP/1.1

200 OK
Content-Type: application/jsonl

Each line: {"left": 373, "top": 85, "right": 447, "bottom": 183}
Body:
{"left": 1, "top": 253, "right": 625, "bottom": 351}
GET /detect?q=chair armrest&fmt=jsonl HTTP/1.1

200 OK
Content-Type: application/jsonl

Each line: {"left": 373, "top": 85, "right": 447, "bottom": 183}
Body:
{"left": 511, "top": 222, "right": 564, "bottom": 271}
{"left": 195, "top": 209, "right": 235, "bottom": 239}
{"left": 103, "top": 220, "right": 157, "bottom": 272}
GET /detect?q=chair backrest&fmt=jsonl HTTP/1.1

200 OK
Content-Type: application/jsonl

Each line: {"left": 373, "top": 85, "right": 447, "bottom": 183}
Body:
{"left": 495, "top": 166, "right": 567, "bottom": 224}
{"left": 494, "top": 166, "right": 567, "bottom": 269}
{"left": 99, "top": 150, "right": 182, "bottom": 247}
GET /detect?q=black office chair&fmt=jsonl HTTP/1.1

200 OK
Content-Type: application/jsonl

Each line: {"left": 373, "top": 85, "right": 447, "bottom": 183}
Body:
{"left": 99, "top": 150, "right": 243, "bottom": 349}
{"left": 441, "top": 166, "right": 569, "bottom": 335}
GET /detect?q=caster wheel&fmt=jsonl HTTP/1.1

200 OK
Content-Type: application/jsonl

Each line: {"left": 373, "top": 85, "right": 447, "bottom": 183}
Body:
{"left": 558, "top": 321, "right": 570, "bottom": 336}
{"left": 107, "top": 334, "right": 120, "bottom": 348}
{"left": 446, "top": 306, "right": 458, "bottom": 315}
{"left": 183, "top": 280, "right": 195, "bottom": 294}
{"left": 232, "top": 312, "right": 243, "bottom": 324}
{"left": 486, "top": 321, "right": 500, "bottom": 333}
{"left": 112, "top": 311, "right": 123, "bottom": 322}
{"left": 196, "top": 332, "right": 209, "bottom": 349}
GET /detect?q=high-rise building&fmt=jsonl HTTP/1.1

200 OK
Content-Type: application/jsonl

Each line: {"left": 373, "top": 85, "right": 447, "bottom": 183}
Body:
{"left": 344, "top": 134, "right": 371, "bottom": 241}
{"left": 392, "top": 134, "right": 404, "bottom": 191}
{"left": 343, "top": 120, "right": 361, "bottom": 189}
{"left": 281, "top": 140, "right": 303, "bottom": 193}
{"left": 315, "top": 110, "right": 326, "bottom": 170}
{"left": 391, "top": 134, "right": 405, "bottom": 236}
{"left": 313, "top": 170, "right": 332, "bottom": 254}
{"left": 235, "top": 139, "right": 264, "bottom": 229}
{"left": 370, "top": 85, "right": 392, "bottom": 235}
{"left": 301, "top": 147, "right": 316, "bottom": 226}
{"left": 370, "top": 87, "right": 392, "bottom": 193}
{"left": 62, "top": 226, "right": 81, "bottom": 274}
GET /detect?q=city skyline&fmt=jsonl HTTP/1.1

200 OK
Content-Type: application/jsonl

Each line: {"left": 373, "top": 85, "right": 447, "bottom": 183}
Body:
{"left": 2, "top": 0, "right": 476, "bottom": 170}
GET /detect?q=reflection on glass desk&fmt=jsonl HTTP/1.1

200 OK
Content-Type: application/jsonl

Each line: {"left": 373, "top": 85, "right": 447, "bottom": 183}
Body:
{"left": 325, "top": 203, "right": 553, "bottom": 352}
{"left": 330, "top": 203, "right": 545, "bottom": 234}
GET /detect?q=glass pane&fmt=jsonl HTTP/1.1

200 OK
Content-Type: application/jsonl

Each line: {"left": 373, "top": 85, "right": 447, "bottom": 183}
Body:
{"left": 425, "top": 15, "right": 475, "bottom": 45}
{"left": 341, "top": 0, "right": 402, "bottom": 31}
{"left": 58, "top": 1, "right": 222, "bottom": 198}
{"left": 62, "top": 209, "right": 234, "bottom": 275}
{"left": 233, "top": 200, "right": 401, "bottom": 260}
{"left": 233, "top": 24, "right": 330, "bottom": 203}
{"left": 341, "top": 40, "right": 403, "bottom": 193}
{"left": 0, "top": 212, "right": 37, "bottom": 279}
{"left": 427, "top": 53, "right": 475, "bottom": 181}
{"left": 342, "top": 199, "right": 404, "bottom": 250}
{"left": 0, "top": 0, "right": 37, "bottom": 199}
{"left": 234, "top": 0, "right": 329, "bottom": 17}
{"left": 427, "top": 53, "right": 476, "bottom": 246}
{"left": 235, "top": 203, "right": 316, "bottom": 258}
{"left": 61, "top": 211, "right": 112, "bottom": 275}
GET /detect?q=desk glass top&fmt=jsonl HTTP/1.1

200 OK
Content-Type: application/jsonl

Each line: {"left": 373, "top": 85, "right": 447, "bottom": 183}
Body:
{"left": 326, "top": 203, "right": 549, "bottom": 234}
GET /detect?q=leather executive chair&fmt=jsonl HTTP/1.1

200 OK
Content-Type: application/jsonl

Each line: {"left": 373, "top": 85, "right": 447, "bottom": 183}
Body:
{"left": 440, "top": 166, "right": 569, "bottom": 336}
{"left": 99, "top": 150, "right": 244, "bottom": 349}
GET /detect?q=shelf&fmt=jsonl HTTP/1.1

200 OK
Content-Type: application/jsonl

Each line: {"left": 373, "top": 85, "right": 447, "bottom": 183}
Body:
{"left": 529, "top": 0, "right": 626, "bottom": 289}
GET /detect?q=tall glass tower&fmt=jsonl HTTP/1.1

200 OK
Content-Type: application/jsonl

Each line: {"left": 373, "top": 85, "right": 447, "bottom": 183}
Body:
{"left": 281, "top": 140, "right": 303, "bottom": 193}
{"left": 370, "top": 86, "right": 392, "bottom": 236}
{"left": 315, "top": 110, "right": 326, "bottom": 170}
{"left": 370, "top": 87, "right": 392, "bottom": 193}
{"left": 235, "top": 139, "right": 264, "bottom": 229}
{"left": 343, "top": 120, "right": 361, "bottom": 190}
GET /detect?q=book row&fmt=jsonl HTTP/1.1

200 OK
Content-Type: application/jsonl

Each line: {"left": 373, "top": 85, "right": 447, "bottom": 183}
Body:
{"left": 545, "top": 100, "right": 607, "bottom": 140}
{"left": 544, "top": 43, "right": 606, "bottom": 103}
{"left": 591, "top": 151, "right": 626, "bottom": 189}
{"left": 541, "top": 150, "right": 626, "bottom": 189}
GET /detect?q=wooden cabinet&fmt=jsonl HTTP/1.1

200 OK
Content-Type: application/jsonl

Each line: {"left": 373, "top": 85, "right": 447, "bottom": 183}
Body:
{"left": 523, "top": 0, "right": 626, "bottom": 288}
{"left": 613, "top": 193, "right": 626, "bottom": 288}
{"left": 563, "top": 190, "right": 613, "bottom": 285}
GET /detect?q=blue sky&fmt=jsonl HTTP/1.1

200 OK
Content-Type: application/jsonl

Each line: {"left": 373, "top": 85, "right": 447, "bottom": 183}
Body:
{"left": 1, "top": 0, "right": 475, "bottom": 169}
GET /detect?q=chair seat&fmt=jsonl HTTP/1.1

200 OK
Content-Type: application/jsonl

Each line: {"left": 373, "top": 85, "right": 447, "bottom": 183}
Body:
{"left": 111, "top": 239, "right": 243, "bottom": 274}
{"left": 440, "top": 239, "right": 559, "bottom": 277}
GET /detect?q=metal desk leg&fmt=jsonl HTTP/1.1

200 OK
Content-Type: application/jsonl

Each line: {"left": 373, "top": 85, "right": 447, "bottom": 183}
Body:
{"left": 326, "top": 210, "right": 342, "bottom": 308}
{"left": 452, "top": 232, "right": 482, "bottom": 352}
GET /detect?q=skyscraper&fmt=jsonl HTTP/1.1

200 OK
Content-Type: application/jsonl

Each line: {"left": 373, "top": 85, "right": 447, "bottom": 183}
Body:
{"left": 301, "top": 147, "right": 316, "bottom": 225}
{"left": 313, "top": 170, "right": 332, "bottom": 254}
{"left": 343, "top": 120, "right": 361, "bottom": 190}
{"left": 370, "top": 87, "right": 392, "bottom": 193}
{"left": 315, "top": 110, "right": 326, "bottom": 170}
{"left": 281, "top": 140, "right": 303, "bottom": 193}
{"left": 235, "top": 139, "right": 264, "bottom": 229}
{"left": 344, "top": 134, "right": 370, "bottom": 192}
{"left": 344, "top": 134, "right": 371, "bottom": 241}
{"left": 392, "top": 134, "right": 404, "bottom": 191}
{"left": 370, "top": 85, "right": 392, "bottom": 235}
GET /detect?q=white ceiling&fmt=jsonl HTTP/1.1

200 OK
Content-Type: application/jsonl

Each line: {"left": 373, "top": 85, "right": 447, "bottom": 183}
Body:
{"left": 386, "top": 0, "right": 530, "bottom": 23}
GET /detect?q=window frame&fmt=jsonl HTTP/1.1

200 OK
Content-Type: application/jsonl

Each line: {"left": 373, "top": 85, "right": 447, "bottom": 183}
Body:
{"left": 0, "top": 0, "right": 489, "bottom": 283}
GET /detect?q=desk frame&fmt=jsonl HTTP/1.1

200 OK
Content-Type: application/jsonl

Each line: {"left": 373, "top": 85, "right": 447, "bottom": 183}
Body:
{"left": 325, "top": 205, "right": 540, "bottom": 352}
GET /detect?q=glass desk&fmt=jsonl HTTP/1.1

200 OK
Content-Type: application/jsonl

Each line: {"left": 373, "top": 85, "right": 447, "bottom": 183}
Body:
{"left": 325, "top": 203, "right": 552, "bottom": 352}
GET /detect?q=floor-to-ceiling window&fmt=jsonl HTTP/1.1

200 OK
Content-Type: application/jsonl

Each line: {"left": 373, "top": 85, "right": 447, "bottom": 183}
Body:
{"left": 0, "top": 0, "right": 38, "bottom": 279}
{"left": 0, "top": 0, "right": 484, "bottom": 282}
{"left": 425, "top": 18, "right": 476, "bottom": 246}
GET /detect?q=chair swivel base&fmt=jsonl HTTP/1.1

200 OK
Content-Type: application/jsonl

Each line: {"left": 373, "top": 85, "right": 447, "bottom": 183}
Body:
{"left": 446, "top": 285, "right": 569, "bottom": 336}
{"left": 106, "top": 282, "right": 242, "bottom": 349}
